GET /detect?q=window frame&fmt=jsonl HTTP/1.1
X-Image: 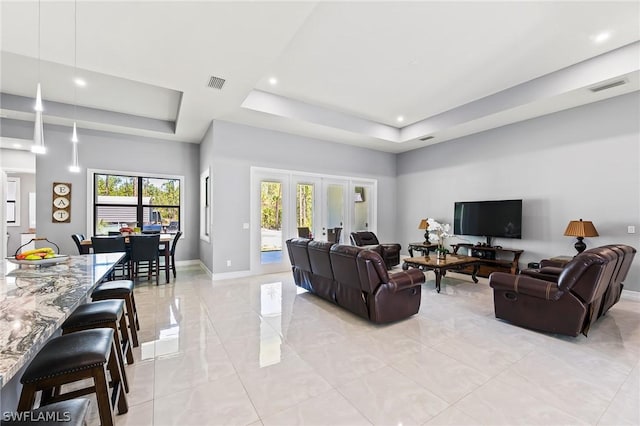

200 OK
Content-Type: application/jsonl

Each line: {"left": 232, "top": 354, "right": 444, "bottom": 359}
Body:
{"left": 87, "top": 169, "right": 185, "bottom": 237}
{"left": 200, "top": 168, "right": 211, "bottom": 242}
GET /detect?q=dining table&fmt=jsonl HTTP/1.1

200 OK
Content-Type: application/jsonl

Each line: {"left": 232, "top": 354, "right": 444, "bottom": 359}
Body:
{"left": 80, "top": 234, "right": 174, "bottom": 283}
{"left": 0, "top": 252, "right": 125, "bottom": 412}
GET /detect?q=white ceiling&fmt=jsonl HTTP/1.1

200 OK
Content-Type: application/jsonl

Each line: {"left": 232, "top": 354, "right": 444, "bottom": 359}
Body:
{"left": 1, "top": 1, "right": 639, "bottom": 153}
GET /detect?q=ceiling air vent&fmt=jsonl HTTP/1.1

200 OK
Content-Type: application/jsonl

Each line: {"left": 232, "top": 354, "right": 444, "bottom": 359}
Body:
{"left": 207, "top": 75, "right": 226, "bottom": 90}
{"left": 589, "top": 79, "right": 627, "bottom": 93}
{"left": 419, "top": 136, "right": 434, "bottom": 141}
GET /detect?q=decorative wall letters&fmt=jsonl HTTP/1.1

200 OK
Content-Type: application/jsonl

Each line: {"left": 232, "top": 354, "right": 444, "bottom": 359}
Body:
{"left": 52, "top": 182, "right": 71, "bottom": 223}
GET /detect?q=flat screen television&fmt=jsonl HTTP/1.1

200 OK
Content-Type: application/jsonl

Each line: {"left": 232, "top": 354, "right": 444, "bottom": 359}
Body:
{"left": 453, "top": 199, "right": 522, "bottom": 242}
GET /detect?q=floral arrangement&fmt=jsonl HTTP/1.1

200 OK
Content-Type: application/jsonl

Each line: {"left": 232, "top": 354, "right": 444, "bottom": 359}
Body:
{"left": 427, "top": 218, "right": 451, "bottom": 255}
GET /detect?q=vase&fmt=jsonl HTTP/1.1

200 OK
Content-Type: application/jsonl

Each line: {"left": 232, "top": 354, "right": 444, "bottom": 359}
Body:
{"left": 437, "top": 252, "right": 447, "bottom": 260}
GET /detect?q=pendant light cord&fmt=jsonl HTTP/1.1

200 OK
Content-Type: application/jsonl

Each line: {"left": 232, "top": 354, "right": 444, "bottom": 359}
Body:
{"left": 37, "top": 0, "right": 41, "bottom": 80}
{"left": 74, "top": 0, "right": 77, "bottom": 119}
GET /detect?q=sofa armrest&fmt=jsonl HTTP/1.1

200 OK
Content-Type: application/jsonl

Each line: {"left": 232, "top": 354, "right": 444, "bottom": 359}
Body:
{"left": 388, "top": 269, "right": 425, "bottom": 292}
{"left": 489, "top": 272, "right": 564, "bottom": 301}
{"left": 540, "top": 259, "right": 566, "bottom": 268}
{"left": 540, "top": 266, "right": 564, "bottom": 275}
{"left": 519, "top": 266, "right": 563, "bottom": 282}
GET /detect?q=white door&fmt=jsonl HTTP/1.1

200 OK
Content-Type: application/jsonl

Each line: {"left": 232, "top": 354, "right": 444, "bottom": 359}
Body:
{"left": 292, "top": 177, "right": 352, "bottom": 244}
{"left": 351, "top": 181, "right": 376, "bottom": 235}
{"left": 291, "top": 175, "right": 322, "bottom": 240}
{"left": 252, "top": 170, "right": 291, "bottom": 274}
{"left": 251, "top": 168, "right": 377, "bottom": 274}
{"left": 321, "top": 179, "right": 348, "bottom": 243}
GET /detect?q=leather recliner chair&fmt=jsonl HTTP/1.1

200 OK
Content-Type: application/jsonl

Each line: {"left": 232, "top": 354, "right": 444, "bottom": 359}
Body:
{"left": 489, "top": 246, "right": 632, "bottom": 336}
{"left": 350, "top": 231, "right": 401, "bottom": 269}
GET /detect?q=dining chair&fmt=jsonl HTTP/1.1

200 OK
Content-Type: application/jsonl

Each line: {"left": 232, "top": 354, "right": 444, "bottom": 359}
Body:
{"left": 71, "top": 233, "right": 86, "bottom": 255}
{"left": 159, "top": 231, "right": 182, "bottom": 279}
{"left": 328, "top": 227, "right": 342, "bottom": 244}
{"left": 129, "top": 234, "right": 161, "bottom": 285}
{"left": 91, "top": 236, "right": 129, "bottom": 279}
{"left": 297, "top": 227, "right": 311, "bottom": 238}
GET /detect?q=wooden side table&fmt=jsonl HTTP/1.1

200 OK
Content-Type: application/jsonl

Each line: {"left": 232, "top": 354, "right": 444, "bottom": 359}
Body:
{"left": 407, "top": 243, "right": 438, "bottom": 257}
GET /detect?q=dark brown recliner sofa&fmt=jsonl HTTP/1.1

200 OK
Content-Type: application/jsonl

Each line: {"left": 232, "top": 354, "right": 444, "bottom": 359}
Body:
{"left": 520, "top": 244, "right": 636, "bottom": 319}
{"left": 489, "top": 245, "right": 635, "bottom": 336}
{"left": 286, "top": 238, "right": 425, "bottom": 323}
{"left": 349, "top": 231, "right": 401, "bottom": 269}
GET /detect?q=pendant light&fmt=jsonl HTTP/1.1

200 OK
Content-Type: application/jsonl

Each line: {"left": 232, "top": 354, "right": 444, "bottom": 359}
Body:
{"left": 69, "top": 0, "right": 80, "bottom": 173}
{"left": 31, "top": 0, "right": 46, "bottom": 154}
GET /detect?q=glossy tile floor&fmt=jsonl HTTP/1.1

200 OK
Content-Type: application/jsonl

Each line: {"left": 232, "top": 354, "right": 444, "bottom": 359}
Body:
{"left": 89, "top": 265, "right": 640, "bottom": 425}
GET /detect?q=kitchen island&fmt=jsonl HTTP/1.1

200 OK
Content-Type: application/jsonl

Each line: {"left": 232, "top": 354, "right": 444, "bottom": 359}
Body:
{"left": 0, "top": 253, "right": 125, "bottom": 411}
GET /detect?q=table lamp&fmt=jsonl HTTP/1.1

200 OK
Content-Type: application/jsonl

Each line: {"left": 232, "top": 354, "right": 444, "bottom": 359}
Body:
{"left": 564, "top": 219, "right": 599, "bottom": 254}
{"left": 418, "top": 219, "right": 429, "bottom": 244}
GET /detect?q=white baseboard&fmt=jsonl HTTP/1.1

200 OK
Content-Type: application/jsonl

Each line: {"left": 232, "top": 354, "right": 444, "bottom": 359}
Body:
{"left": 621, "top": 289, "right": 640, "bottom": 301}
{"left": 212, "top": 270, "right": 254, "bottom": 281}
{"left": 199, "top": 261, "right": 212, "bottom": 277}
{"left": 175, "top": 260, "right": 252, "bottom": 280}
{"left": 175, "top": 260, "right": 201, "bottom": 267}
{"left": 172, "top": 260, "right": 211, "bottom": 277}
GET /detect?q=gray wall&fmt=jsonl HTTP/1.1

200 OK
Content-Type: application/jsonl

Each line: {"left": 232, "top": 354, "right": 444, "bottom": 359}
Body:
{"left": 203, "top": 120, "right": 397, "bottom": 274}
{"left": 0, "top": 118, "right": 200, "bottom": 260}
{"left": 6, "top": 172, "right": 35, "bottom": 255}
{"left": 397, "top": 93, "right": 640, "bottom": 291}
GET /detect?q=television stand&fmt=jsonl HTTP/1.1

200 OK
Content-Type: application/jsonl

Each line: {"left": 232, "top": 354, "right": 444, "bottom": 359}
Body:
{"left": 451, "top": 244, "right": 523, "bottom": 277}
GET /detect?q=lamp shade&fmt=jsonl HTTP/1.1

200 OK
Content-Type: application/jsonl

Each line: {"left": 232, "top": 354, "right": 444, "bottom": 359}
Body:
{"left": 564, "top": 219, "right": 599, "bottom": 238}
{"left": 418, "top": 219, "right": 428, "bottom": 230}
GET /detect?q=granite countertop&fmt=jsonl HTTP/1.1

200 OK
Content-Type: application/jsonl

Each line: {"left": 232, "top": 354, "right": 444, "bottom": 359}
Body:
{"left": 0, "top": 253, "right": 125, "bottom": 388}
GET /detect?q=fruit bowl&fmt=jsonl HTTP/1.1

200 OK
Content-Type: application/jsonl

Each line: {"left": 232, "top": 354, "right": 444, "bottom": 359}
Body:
{"left": 7, "top": 254, "right": 69, "bottom": 266}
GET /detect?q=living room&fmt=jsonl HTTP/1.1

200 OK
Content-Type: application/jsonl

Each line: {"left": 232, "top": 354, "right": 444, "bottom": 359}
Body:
{"left": 0, "top": 2, "right": 639, "bottom": 425}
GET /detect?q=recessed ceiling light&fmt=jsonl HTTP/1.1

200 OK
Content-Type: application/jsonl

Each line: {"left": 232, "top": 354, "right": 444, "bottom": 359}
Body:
{"left": 592, "top": 31, "right": 610, "bottom": 44}
{"left": 269, "top": 77, "right": 278, "bottom": 86}
{"left": 13, "top": 143, "right": 22, "bottom": 148}
{"left": 74, "top": 78, "right": 86, "bottom": 87}
{"left": 397, "top": 116, "right": 404, "bottom": 123}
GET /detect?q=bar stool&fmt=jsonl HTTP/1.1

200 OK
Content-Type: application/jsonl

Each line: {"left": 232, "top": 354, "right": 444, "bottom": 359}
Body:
{"left": 17, "top": 329, "right": 128, "bottom": 426}
{"left": 1, "top": 399, "right": 90, "bottom": 426}
{"left": 61, "top": 300, "right": 133, "bottom": 392}
{"left": 91, "top": 280, "right": 140, "bottom": 347}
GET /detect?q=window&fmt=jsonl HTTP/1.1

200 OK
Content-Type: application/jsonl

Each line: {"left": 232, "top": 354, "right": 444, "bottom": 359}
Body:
{"left": 6, "top": 177, "right": 19, "bottom": 227}
{"left": 92, "top": 172, "right": 182, "bottom": 236}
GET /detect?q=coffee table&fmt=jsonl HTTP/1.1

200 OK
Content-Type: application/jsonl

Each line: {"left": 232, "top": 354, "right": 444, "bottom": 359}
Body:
{"left": 402, "top": 254, "right": 480, "bottom": 293}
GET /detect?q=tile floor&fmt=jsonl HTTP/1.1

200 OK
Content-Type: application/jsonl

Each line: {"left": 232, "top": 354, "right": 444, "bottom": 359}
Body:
{"left": 92, "top": 265, "right": 640, "bottom": 425}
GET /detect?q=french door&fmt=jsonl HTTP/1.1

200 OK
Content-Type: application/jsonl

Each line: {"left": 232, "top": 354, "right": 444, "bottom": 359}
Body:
{"left": 351, "top": 181, "right": 375, "bottom": 235}
{"left": 253, "top": 171, "right": 289, "bottom": 274}
{"left": 292, "top": 176, "right": 351, "bottom": 244}
{"left": 251, "top": 168, "right": 376, "bottom": 274}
